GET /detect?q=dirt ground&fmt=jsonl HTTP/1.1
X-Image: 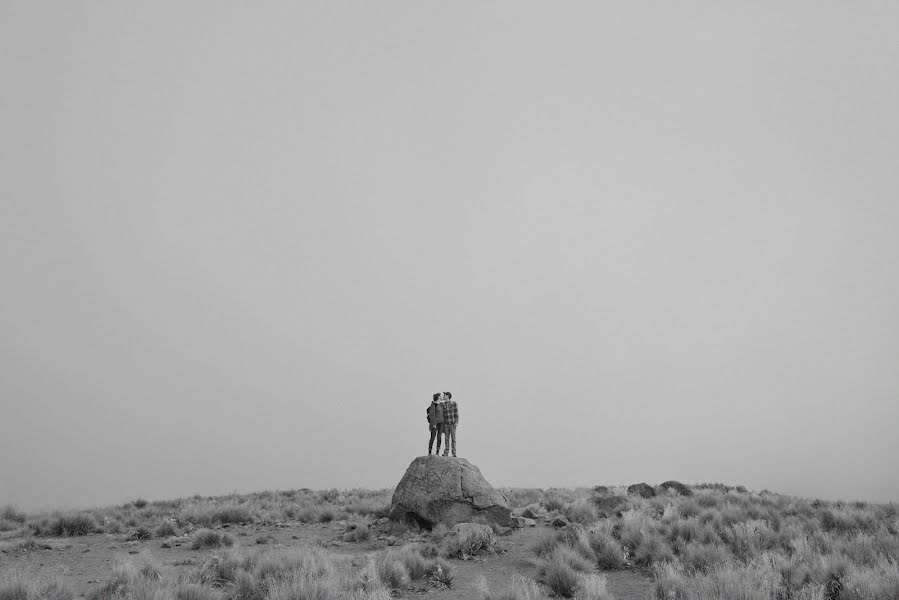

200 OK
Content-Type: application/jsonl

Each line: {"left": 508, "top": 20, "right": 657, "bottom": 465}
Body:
{"left": 0, "top": 521, "right": 654, "bottom": 599}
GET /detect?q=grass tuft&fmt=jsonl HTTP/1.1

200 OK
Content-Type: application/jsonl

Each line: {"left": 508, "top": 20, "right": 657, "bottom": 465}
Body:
{"left": 190, "top": 529, "right": 234, "bottom": 550}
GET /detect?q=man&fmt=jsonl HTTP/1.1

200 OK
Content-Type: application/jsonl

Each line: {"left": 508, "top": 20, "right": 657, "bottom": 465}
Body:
{"left": 441, "top": 392, "right": 459, "bottom": 457}
{"left": 426, "top": 393, "right": 445, "bottom": 455}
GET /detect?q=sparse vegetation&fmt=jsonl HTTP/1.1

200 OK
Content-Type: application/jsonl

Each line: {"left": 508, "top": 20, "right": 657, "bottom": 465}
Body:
{"left": 29, "top": 514, "right": 98, "bottom": 537}
{"left": 190, "top": 529, "right": 234, "bottom": 550}
{"left": 0, "top": 574, "right": 72, "bottom": 600}
{"left": 441, "top": 524, "right": 496, "bottom": 559}
{"left": 512, "top": 484, "right": 899, "bottom": 599}
{"left": 2, "top": 484, "right": 897, "bottom": 600}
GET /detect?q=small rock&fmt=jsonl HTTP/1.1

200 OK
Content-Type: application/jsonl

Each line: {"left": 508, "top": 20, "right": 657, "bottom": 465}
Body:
{"left": 494, "top": 525, "right": 513, "bottom": 536}
{"left": 551, "top": 516, "right": 569, "bottom": 528}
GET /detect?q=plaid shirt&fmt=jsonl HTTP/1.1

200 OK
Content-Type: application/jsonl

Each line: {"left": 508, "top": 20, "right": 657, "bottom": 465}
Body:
{"left": 442, "top": 400, "right": 459, "bottom": 425}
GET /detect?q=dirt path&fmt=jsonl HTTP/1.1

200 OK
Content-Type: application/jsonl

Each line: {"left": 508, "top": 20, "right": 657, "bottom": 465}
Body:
{"left": 0, "top": 522, "right": 653, "bottom": 599}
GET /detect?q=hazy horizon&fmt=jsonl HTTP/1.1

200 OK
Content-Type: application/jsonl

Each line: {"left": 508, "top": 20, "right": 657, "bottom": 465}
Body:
{"left": 2, "top": 2, "right": 898, "bottom": 511}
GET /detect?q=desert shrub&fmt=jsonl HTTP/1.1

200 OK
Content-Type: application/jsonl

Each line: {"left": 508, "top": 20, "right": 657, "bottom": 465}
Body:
{"left": 592, "top": 495, "right": 629, "bottom": 517}
{"left": 721, "top": 519, "right": 776, "bottom": 560}
{"left": 2, "top": 537, "right": 54, "bottom": 553}
{"left": 33, "top": 514, "right": 98, "bottom": 536}
{"left": 634, "top": 531, "right": 674, "bottom": 566}
{"left": 500, "top": 488, "right": 543, "bottom": 509}
{"left": 0, "top": 574, "right": 73, "bottom": 600}
{"left": 209, "top": 506, "right": 251, "bottom": 526}
{"left": 565, "top": 499, "right": 597, "bottom": 525}
{"left": 414, "top": 541, "right": 440, "bottom": 558}
{"left": 128, "top": 526, "right": 153, "bottom": 541}
{"left": 382, "top": 546, "right": 448, "bottom": 582}
{"left": 550, "top": 545, "right": 594, "bottom": 573}
{"left": 588, "top": 529, "right": 626, "bottom": 569}
{"left": 678, "top": 499, "right": 701, "bottom": 519}
{"left": 346, "top": 497, "right": 391, "bottom": 519}
{"left": 319, "top": 508, "right": 337, "bottom": 523}
{"left": 442, "top": 525, "right": 495, "bottom": 558}
{"left": 173, "top": 583, "right": 222, "bottom": 600}
{"left": 190, "top": 529, "right": 234, "bottom": 550}
{"left": 430, "top": 559, "right": 454, "bottom": 588}
{"left": 132, "top": 499, "right": 148, "bottom": 509}
{"left": 531, "top": 533, "right": 560, "bottom": 557}
{"left": 579, "top": 573, "right": 616, "bottom": 600}
{"left": 104, "top": 519, "right": 123, "bottom": 535}
{"left": 342, "top": 523, "right": 371, "bottom": 543}
{"left": 0, "top": 520, "right": 21, "bottom": 533}
{"left": 840, "top": 557, "right": 899, "bottom": 600}
{"left": 536, "top": 551, "right": 581, "bottom": 598}
{"left": 185, "top": 505, "right": 252, "bottom": 528}
{"left": 479, "top": 573, "right": 544, "bottom": 600}
{"left": 543, "top": 493, "right": 567, "bottom": 513}
{"left": 653, "top": 557, "right": 784, "bottom": 600}
{"left": 295, "top": 506, "right": 318, "bottom": 523}
{"left": 695, "top": 493, "right": 722, "bottom": 509}
{"left": 155, "top": 521, "right": 178, "bottom": 538}
{"left": 1, "top": 506, "right": 27, "bottom": 523}
{"left": 375, "top": 554, "right": 410, "bottom": 589}
{"left": 680, "top": 541, "right": 732, "bottom": 571}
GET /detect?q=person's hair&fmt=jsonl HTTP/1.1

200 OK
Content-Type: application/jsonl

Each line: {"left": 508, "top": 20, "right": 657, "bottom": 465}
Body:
{"left": 444, "top": 392, "right": 452, "bottom": 399}
{"left": 432, "top": 393, "right": 440, "bottom": 401}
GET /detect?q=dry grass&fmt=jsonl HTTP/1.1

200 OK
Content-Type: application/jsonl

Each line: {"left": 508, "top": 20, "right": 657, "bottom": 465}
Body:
{"left": 509, "top": 484, "right": 899, "bottom": 599}
{"left": 12, "top": 489, "right": 392, "bottom": 538}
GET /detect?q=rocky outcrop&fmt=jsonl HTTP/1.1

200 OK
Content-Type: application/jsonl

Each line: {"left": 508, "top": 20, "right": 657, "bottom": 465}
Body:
{"left": 627, "top": 483, "right": 656, "bottom": 498}
{"left": 389, "top": 456, "right": 513, "bottom": 529}
{"left": 659, "top": 480, "right": 693, "bottom": 496}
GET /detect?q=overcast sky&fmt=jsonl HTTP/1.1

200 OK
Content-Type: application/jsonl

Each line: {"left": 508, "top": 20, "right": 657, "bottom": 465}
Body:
{"left": 2, "top": 2, "right": 898, "bottom": 510}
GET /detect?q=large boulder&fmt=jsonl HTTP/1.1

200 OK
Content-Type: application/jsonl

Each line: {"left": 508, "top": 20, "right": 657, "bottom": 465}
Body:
{"left": 659, "top": 480, "right": 693, "bottom": 496}
{"left": 389, "top": 456, "right": 513, "bottom": 529}
{"left": 627, "top": 483, "right": 656, "bottom": 498}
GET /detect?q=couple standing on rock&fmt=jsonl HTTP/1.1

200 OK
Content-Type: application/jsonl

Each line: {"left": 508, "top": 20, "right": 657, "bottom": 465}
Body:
{"left": 427, "top": 392, "right": 459, "bottom": 457}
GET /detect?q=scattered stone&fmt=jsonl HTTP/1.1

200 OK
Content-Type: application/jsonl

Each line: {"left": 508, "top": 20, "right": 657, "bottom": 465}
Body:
{"left": 520, "top": 506, "right": 539, "bottom": 519}
{"left": 659, "top": 480, "right": 693, "bottom": 496}
{"left": 389, "top": 457, "right": 513, "bottom": 528}
{"left": 627, "top": 483, "right": 656, "bottom": 498}
{"left": 551, "top": 516, "right": 569, "bottom": 528}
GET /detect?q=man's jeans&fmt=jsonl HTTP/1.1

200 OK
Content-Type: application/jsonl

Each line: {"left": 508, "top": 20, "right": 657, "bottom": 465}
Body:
{"left": 428, "top": 425, "right": 444, "bottom": 454}
{"left": 443, "top": 423, "right": 457, "bottom": 456}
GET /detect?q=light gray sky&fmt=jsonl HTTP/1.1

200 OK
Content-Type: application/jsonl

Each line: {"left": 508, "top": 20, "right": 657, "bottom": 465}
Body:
{"left": 2, "top": 2, "right": 898, "bottom": 510}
